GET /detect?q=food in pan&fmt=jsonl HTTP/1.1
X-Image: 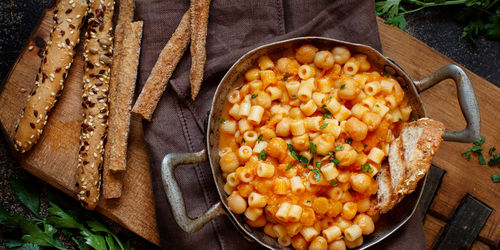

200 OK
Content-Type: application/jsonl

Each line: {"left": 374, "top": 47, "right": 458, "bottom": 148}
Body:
{"left": 77, "top": 0, "right": 115, "bottom": 210}
{"left": 14, "top": 0, "right": 88, "bottom": 153}
{"left": 218, "top": 44, "right": 443, "bottom": 249}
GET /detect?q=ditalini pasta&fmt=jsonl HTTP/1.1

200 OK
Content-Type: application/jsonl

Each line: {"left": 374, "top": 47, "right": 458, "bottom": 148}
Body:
{"left": 218, "top": 44, "right": 412, "bottom": 249}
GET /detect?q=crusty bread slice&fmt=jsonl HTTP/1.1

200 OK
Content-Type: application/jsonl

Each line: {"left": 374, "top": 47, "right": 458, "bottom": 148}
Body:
{"left": 372, "top": 118, "right": 445, "bottom": 215}
{"left": 368, "top": 163, "right": 394, "bottom": 216}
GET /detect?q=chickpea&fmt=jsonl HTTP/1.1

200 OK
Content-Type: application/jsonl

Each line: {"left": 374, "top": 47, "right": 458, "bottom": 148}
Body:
{"left": 332, "top": 46, "right": 351, "bottom": 64}
{"left": 220, "top": 152, "right": 239, "bottom": 173}
{"left": 314, "top": 50, "right": 335, "bottom": 70}
{"left": 350, "top": 173, "right": 372, "bottom": 193}
{"left": 277, "top": 57, "right": 293, "bottom": 73}
{"left": 309, "top": 236, "right": 328, "bottom": 250}
{"left": 338, "top": 78, "right": 360, "bottom": 100}
{"left": 345, "top": 117, "right": 368, "bottom": 141}
{"left": 296, "top": 44, "right": 319, "bottom": 64}
{"left": 362, "top": 112, "right": 382, "bottom": 131}
{"left": 335, "top": 144, "right": 358, "bottom": 167}
{"left": 227, "top": 191, "right": 247, "bottom": 214}
{"left": 267, "top": 137, "right": 288, "bottom": 160}
{"left": 245, "top": 68, "right": 260, "bottom": 81}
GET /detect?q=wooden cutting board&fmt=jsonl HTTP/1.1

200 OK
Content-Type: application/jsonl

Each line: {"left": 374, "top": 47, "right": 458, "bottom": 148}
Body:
{"left": 0, "top": 4, "right": 498, "bottom": 246}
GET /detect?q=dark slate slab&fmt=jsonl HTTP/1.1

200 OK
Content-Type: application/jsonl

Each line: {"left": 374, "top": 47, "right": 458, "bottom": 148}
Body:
{"left": 418, "top": 165, "right": 446, "bottom": 220}
{"left": 435, "top": 194, "right": 492, "bottom": 250}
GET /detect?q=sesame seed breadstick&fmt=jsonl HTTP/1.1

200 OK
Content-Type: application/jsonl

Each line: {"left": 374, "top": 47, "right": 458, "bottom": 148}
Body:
{"left": 14, "top": 0, "right": 88, "bottom": 153}
{"left": 103, "top": 21, "right": 143, "bottom": 199}
{"left": 77, "top": 0, "right": 115, "bottom": 210}
{"left": 189, "top": 0, "right": 211, "bottom": 100}
{"left": 131, "top": 10, "right": 190, "bottom": 121}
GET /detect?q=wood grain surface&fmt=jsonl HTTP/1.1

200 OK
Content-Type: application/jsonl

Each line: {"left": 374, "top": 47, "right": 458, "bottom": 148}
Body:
{"left": 0, "top": 6, "right": 498, "bottom": 247}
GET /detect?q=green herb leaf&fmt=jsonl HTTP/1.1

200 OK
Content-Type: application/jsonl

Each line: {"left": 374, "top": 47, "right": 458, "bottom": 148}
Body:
{"left": 462, "top": 151, "right": 472, "bottom": 161}
{"left": 312, "top": 169, "right": 322, "bottom": 182}
{"left": 320, "top": 123, "right": 328, "bottom": 129}
{"left": 4, "top": 240, "right": 25, "bottom": 248}
{"left": 471, "top": 145, "right": 482, "bottom": 153}
{"left": 489, "top": 147, "right": 496, "bottom": 156}
{"left": 340, "top": 84, "right": 345, "bottom": 89}
{"left": 364, "top": 144, "right": 368, "bottom": 148}
{"left": 309, "top": 141, "right": 316, "bottom": 155}
{"left": 20, "top": 221, "right": 64, "bottom": 249}
{"left": 492, "top": 174, "right": 500, "bottom": 183}
{"left": 258, "top": 134, "right": 264, "bottom": 143}
{"left": 316, "top": 162, "right": 322, "bottom": 169}
{"left": 330, "top": 180, "right": 340, "bottom": 186}
{"left": 398, "top": 117, "right": 402, "bottom": 122}
{"left": 259, "top": 150, "right": 267, "bottom": 160}
{"left": 299, "top": 156, "right": 309, "bottom": 165}
{"left": 241, "top": 138, "right": 246, "bottom": 144}
{"left": 474, "top": 136, "right": 485, "bottom": 146}
{"left": 488, "top": 154, "right": 500, "bottom": 167}
{"left": 361, "top": 163, "right": 373, "bottom": 174}
{"left": 291, "top": 94, "right": 297, "bottom": 98}
{"left": 17, "top": 243, "right": 41, "bottom": 250}
{"left": 286, "top": 164, "right": 293, "bottom": 171}
{"left": 478, "top": 154, "right": 486, "bottom": 165}
{"left": 81, "top": 229, "right": 107, "bottom": 250}
{"left": 46, "top": 202, "right": 84, "bottom": 230}
{"left": 9, "top": 178, "right": 40, "bottom": 217}
{"left": 346, "top": 138, "right": 353, "bottom": 145}
{"left": 251, "top": 94, "right": 258, "bottom": 98}
{"left": 335, "top": 146, "right": 344, "bottom": 151}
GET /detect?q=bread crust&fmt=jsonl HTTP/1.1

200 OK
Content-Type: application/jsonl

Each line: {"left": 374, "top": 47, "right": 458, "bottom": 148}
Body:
{"left": 131, "top": 10, "right": 191, "bottom": 121}
{"left": 102, "top": 21, "right": 143, "bottom": 199}
{"left": 372, "top": 118, "right": 445, "bottom": 215}
{"left": 189, "top": 0, "right": 211, "bottom": 100}
{"left": 14, "top": 0, "right": 88, "bottom": 153}
{"left": 77, "top": 0, "right": 115, "bottom": 210}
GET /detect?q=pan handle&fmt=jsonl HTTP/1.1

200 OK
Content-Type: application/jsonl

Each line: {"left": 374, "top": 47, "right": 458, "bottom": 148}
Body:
{"left": 161, "top": 149, "right": 225, "bottom": 233}
{"left": 414, "top": 64, "right": 480, "bottom": 143}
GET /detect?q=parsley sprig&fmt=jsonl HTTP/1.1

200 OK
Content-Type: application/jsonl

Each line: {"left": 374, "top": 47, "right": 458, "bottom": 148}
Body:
{"left": 288, "top": 144, "right": 309, "bottom": 165}
{"left": 375, "top": 0, "right": 500, "bottom": 41}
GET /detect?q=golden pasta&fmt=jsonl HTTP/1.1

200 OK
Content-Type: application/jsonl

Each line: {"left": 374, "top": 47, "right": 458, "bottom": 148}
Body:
{"left": 218, "top": 44, "right": 413, "bottom": 249}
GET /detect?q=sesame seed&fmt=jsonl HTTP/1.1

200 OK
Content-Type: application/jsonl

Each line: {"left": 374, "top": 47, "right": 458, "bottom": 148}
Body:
{"left": 28, "top": 45, "right": 34, "bottom": 51}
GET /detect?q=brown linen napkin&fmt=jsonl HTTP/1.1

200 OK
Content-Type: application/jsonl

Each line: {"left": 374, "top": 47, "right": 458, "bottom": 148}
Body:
{"left": 134, "top": 0, "right": 425, "bottom": 249}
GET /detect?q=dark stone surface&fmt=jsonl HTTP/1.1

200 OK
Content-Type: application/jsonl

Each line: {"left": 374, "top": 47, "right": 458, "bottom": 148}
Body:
{"left": 0, "top": 1, "right": 498, "bottom": 249}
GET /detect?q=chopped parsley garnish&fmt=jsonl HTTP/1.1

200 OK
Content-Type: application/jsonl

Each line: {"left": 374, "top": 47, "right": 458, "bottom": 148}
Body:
{"left": 288, "top": 144, "right": 309, "bottom": 165}
{"left": 220, "top": 118, "right": 226, "bottom": 124}
{"left": 330, "top": 180, "right": 340, "bottom": 186}
{"left": 340, "top": 84, "right": 345, "bottom": 89}
{"left": 478, "top": 154, "right": 486, "bottom": 165}
{"left": 346, "top": 138, "right": 353, "bottom": 145}
{"left": 316, "top": 162, "right": 322, "bottom": 169}
{"left": 291, "top": 94, "right": 297, "bottom": 98}
{"left": 283, "top": 72, "right": 291, "bottom": 82}
{"left": 309, "top": 141, "right": 316, "bottom": 155}
{"left": 319, "top": 105, "right": 333, "bottom": 119}
{"left": 361, "top": 163, "right": 372, "bottom": 173}
{"left": 335, "top": 146, "right": 344, "bottom": 151}
{"left": 328, "top": 152, "right": 340, "bottom": 165}
{"left": 489, "top": 154, "right": 500, "bottom": 167}
{"left": 312, "top": 168, "right": 322, "bottom": 182}
{"left": 384, "top": 70, "right": 389, "bottom": 77}
{"left": 474, "top": 136, "right": 485, "bottom": 146}
{"left": 259, "top": 149, "right": 267, "bottom": 160}
{"left": 320, "top": 123, "right": 328, "bottom": 129}
{"left": 251, "top": 94, "right": 258, "bottom": 98}
{"left": 398, "top": 117, "right": 403, "bottom": 122}
{"left": 364, "top": 144, "right": 368, "bottom": 148}
{"left": 286, "top": 164, "right": 293, "bottom": 171}
{"left": 241, "top": 138, "right": 246, "bottom": 144}
{"left": 375, "top": 104, "right": 380, "bottom": 107}
{"left": 492, "top": 174, "right": 500, "bottom": 183}
{"left": 258, "top": 134, "right": 264, "bottom": 143}
{"left": 489, "top": 147, "right": 496, "bottom": 156}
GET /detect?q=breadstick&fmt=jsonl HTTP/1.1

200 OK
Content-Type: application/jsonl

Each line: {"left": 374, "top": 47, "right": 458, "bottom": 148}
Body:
{"left": 103, "top": 21, "right": 143, "bottom": 199}
{"left": 77, "top": 0, "right": 115, "bottom": 210}
{"left": 189, "top": 0, "right": 211, "bottom": 100}
{"left": 131, "top": 10, "right": 190, "bottom": 121}
{"left": 103, "top": 0, "right": 135, "bottom": 172}
{"left": 14, "top": 0, "right": 88, "bottom": 153}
